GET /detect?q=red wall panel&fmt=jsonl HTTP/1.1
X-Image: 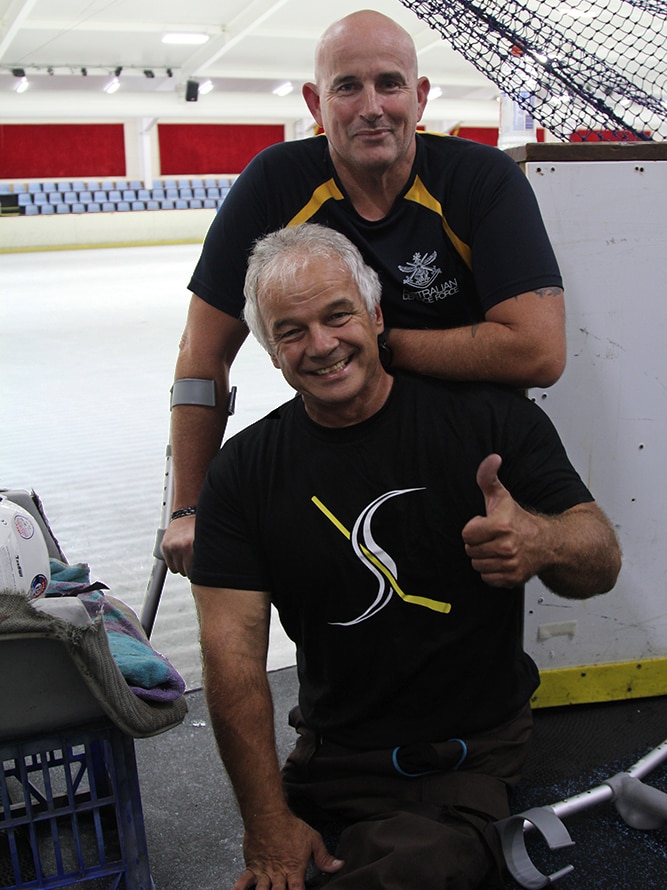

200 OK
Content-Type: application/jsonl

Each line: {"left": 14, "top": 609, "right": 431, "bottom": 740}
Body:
{"left": 449, "top": 126, "right": 546, "bottom": 145}
{"left": 158, "top": 123, "right": 285, "bottom": 175}
{"left": 0, "top": 124, "right": 126, "bottom": 179}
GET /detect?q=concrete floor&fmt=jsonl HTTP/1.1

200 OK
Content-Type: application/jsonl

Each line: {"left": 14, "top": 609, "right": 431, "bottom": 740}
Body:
{"left": 1, "top": 243, "right": 296, "bottom": 689}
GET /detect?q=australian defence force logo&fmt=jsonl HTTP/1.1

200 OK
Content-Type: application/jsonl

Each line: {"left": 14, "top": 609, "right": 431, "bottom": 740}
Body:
{"left": 398, "top": 250, "right": 459, "bottom": 303}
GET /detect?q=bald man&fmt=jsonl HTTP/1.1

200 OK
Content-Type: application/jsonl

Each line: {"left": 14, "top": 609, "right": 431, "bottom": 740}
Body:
{"left": 164, "top": 10, "right": 566, "bottom": 578}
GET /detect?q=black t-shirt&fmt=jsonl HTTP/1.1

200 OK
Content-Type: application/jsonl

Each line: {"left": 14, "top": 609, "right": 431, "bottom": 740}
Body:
{"left": 188, "top": 133, "right": 562, "bottom": 329}
{"left": 191, "top": 374, "right": 591, "bottom": 748}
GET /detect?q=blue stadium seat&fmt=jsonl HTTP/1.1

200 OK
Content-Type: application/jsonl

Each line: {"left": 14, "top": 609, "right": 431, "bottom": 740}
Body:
{"left": 131, "top": 201, "right": 146, "bottom": 211}
{"left": 204, "top": 178, "right": 217, "bottom": 189}
{"left": 160, "top": 199, "right": 175, "bottom": 210}
{"left": 189, "top": 199, "right": 203, "bottom": 209}
{"left": 18, "top": 193, "right": 33, "bottom": 206}
{"left": 41, "top": 204, "right": 55, "bottom": 214}
{"left": 71, "top": 203, "right": 86, "bottom": 214}
{"left": 101, "top": 202, "right": 115, "bottom": 212}
{"left": 146, "top": 200, "right": 160, "bottom": 211}
{"left": 137, "top": 189, "right": 151, "bottom": 201}
{"left": 165, "top": 188, "right": 179, "bottom": 200}
{"left": 204, "top": 199, "right": 217, "bottom": 209}
{"left": 86, "top": 180, "right": 101, "bottom": 190}
{"left": 177, "top": 178, "right": 190, "bottom": 188}
{"left": 28, "top": 182, "right": 42, "bottom": 193}
{"left": 108, "top": 189, "right": 122, "bottom": 202}
{"left": 206, "top": 187, "right": 220, "bottom": 199}
{"left": 72, "top": 180, "right": 86, "bottom": 191}
{"left": 34, "top": 193, "right": 48, "bottom": 205}
{"left": 114, "top": 179, "right": 128, "bottom": 190}
{"left": 122, "top": 190, "right": 137, "bottom": 202}
{"left": 48, "top": 192, "right": 63, "bottom": 204}
{"left": 94, "top": 190, "right": 107, "bottom": 203}
{"left": 179, "top": 187, "right": 193, "bottom": 200}
{"left": 116, "top": 201, "right": 131, "bottom": 212}
{"left": 174, "top": 199, "right": 188, "bottom": 209}
{"left": 193, "top": 187, "right": 206, "bottom": 199}
{"left": 57, "top": 182, "right": 72, "bottom": 192}
{"left": 190, "top": 178, "right": 204, "bottom": 189}
{"left": 129, "top": 180, "right": 142, "bottom": 190}
{"left": 86, "top": 202, "right": 101, "bottom": 213}
{"left": 78, "top": 190, "right": 94, "bottom": 204}
{"left": 24, "top": 204, "right": 39, "bottom": 215}
{"left": 13, "top": 183, "right": 26, "bottom": 193}
{"left": 152, "top": 179, "right": 163, "bottom": 189}
{"left": 0, "top": 183, "right": 10, "bottom": 194}
{"left": 151, "top": 188, "right": 165, "bottom": 200}
{"left": 56, "top": 203, "right": 71, "bottom": 213}
{"left": 64, "top": 191, "right": 79, "bottom": 205}
{"left": 42, "top": 181, "right": 57, "bottom": 193}
{"left": 100, "top": 180, "right": 115, "bottom": 190}
{"left": 163, "top": 179, "right": 177, "bottom": 189}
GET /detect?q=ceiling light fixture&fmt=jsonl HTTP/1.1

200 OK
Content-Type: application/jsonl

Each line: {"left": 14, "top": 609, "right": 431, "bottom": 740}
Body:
{"left": 198, "top": 79, "right": 214, "bottom": 95}
{"left": 273, "top": 81, "right": 293, "bottom": 97}
{"left": 15, "top": 76, "right": 29, "bottom": 94}
{"left": 162, "top": 32, "right": 209, "bottom": 45}
{"left": 104, "top": 77, "right": 120, "bottom": 94}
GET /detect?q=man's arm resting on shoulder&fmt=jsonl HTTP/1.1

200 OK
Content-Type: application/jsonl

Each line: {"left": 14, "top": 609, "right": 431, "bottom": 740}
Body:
{"left": 388, "top": 287, "right": 566, "bottom": 389}
{"left": 161, "top": 295, "right": 249, "bottom": 576}
{"left": 462, "top": 454, "right": 622, "bottom": 599}
{"left": 193, "top": 585, "right": 343, "bottom": 890}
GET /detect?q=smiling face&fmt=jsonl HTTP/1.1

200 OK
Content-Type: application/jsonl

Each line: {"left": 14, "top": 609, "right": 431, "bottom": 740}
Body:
{"left": 303, "top": 11, "right": 430, "bottom": 182}
{"left": 260, "top": 252, "right": 391, "bottom": 427}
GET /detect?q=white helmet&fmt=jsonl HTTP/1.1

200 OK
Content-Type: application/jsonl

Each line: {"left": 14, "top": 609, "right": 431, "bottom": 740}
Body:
{"left": 0, "top": 497, "right": 50, "bottom": 599}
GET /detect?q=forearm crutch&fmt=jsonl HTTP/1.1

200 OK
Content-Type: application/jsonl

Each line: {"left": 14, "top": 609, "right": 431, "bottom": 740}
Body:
{"left": 495, "top": 737, "right": 667, "bottom": 888}
{"left": 140, "top": 380, "right": 236, "bottom": 636}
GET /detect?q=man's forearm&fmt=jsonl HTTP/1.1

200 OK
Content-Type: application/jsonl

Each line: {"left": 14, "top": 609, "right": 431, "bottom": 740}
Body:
{"left": 169, "top": 401, "right": 229, "bottom": 511}
{"left": 203, "top": 650, "right": 289, "bottom": 826}
{"left": 536, "top": 503, "right": 622, "bottom": 599}
{"left": 388, "top": 288, "right": 566, "bottom": 389}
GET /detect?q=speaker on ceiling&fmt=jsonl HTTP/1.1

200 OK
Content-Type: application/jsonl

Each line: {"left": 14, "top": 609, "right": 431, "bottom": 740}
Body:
{"left": 185, "top": 80, "right": 199, "bottom": 102}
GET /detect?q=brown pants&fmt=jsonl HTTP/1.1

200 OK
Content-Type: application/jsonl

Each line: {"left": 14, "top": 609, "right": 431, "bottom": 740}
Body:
{"left": 282, "top": 705, "right": 533, "bottom": 890}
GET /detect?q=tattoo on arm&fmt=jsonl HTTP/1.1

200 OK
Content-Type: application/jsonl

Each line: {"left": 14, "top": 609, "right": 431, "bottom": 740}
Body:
{"left": 534, "top": 286, "right": 564, "bottom": 299}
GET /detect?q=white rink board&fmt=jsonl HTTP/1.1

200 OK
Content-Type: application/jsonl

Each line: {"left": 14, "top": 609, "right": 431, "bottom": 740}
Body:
{"left": 523, "top": 157, "right": 667, "bottom": 682}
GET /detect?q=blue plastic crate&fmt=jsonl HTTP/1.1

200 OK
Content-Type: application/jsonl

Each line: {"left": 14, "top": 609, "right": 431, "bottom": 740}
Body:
{"left": 0, "top": 722, "right": 152, "bottom": 889}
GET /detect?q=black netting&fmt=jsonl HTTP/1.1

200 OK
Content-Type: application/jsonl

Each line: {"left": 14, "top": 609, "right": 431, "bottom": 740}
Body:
{"left": 402, "top": 0, "right": 667, "bottom": 141}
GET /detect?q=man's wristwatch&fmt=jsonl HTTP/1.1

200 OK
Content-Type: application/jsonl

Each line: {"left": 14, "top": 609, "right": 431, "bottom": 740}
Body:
{"left": 378, "top": 328, "right": 393, "bottom": 370}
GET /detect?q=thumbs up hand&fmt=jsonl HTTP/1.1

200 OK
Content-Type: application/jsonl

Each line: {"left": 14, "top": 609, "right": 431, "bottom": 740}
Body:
{"left": 462, "top": 454, "right": 541, "bottom": 588}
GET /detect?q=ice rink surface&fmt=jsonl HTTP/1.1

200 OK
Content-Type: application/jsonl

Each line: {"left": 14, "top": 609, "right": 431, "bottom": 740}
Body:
{"left": 2, "top": 243, "right": 296, "bottom": 688}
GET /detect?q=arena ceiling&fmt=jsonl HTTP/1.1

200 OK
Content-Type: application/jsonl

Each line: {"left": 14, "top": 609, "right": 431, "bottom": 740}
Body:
{"left": 0, "top": 0, "right": 501, "bottom": 128}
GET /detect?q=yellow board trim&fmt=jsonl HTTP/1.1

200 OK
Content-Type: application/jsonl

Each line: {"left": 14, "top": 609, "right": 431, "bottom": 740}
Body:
{"left": 311, "top": 495, "right": 451, "bottom": 615}
{"left": 404, "top": 175, "right": 472, "bottom": 270}
{"left": 287, "top": 179, "right": 345, "bottom": 227}
{"left": 532, "top": 657, "right": 667, "bottom": 708}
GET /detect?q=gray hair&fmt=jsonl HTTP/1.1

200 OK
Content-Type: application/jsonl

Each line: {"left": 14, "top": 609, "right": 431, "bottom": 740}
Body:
{"left": 243, "top": 223, "right": 381, "bottom": 353}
